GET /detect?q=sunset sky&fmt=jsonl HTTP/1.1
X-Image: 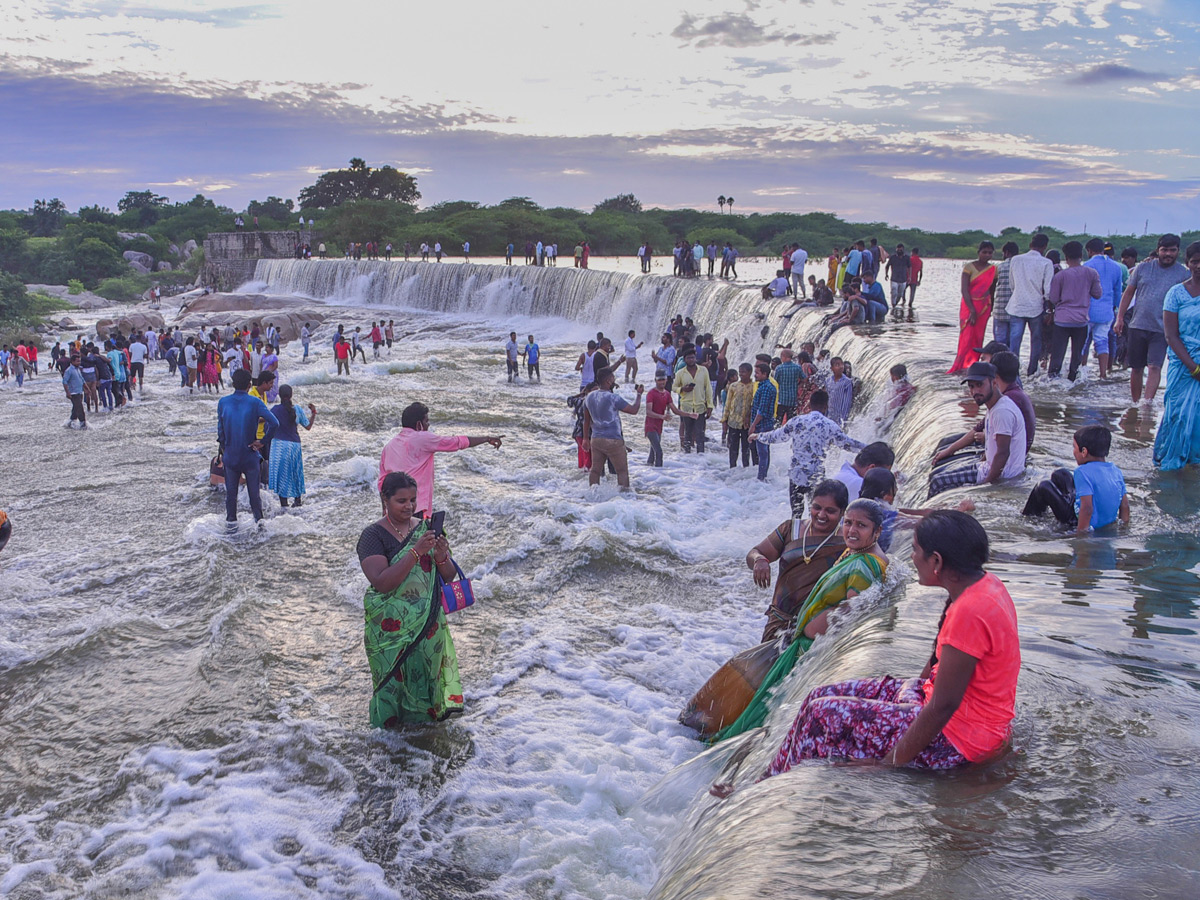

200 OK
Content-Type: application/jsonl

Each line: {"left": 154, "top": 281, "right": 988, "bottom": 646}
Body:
{"left": 2, "top": 0, "right": 1198, "bottom": 232}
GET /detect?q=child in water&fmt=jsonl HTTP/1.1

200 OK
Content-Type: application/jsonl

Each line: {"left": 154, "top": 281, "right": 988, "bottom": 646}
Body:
{"left": 1023, "top": 425, "right": 1129, "bottom": 533}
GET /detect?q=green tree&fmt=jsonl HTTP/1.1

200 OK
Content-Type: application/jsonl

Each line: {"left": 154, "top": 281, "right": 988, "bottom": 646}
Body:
{"left": 117, "top": 190, "right": 169, "bottom": 212}
{"left": 0, "top": 229, "right": 27, "bottom": 274}
{"left": 247, "top": 196, "right": 294, "bottom": 221}
{"left": 30, "top": 198, "right": 67, "bottom": 237}
{"left": 298, "top": 159, "right": 420, "bottom": 209}
{"left": 78, "top": 205, "right": 117, "bottom": 224}
{"left": 594, "top": 193, "right": 643, "bottom": 215}
{"left": 0, "top": 270, "right": 29, "bottom": 319}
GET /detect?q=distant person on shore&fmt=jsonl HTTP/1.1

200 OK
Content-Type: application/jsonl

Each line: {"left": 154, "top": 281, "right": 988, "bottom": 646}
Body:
{"left": 506, "top": 242, "right": 514, "bottom": 265}
{"left": 885, "top": 244, "right": 910, "bottom": 310}
{"left": 582, "top": 366, "right": 643, "bottom": 490}
{"left": 301, "top": 323, "right": 311, "bottom": 361}
{"left": 1116, "top": 233, "right": 1189, "bottom": 404}
{"left": 217, "top": 369, "right": 278, "bottom": 526}
{"left": 462, "top": 240, "right": 470, "bottom": 261}
{"left": 378, "top": 401, "right": 503, "bottom": 517}
{"left": 434, "top": 241, "right": 443, "bottom": 262}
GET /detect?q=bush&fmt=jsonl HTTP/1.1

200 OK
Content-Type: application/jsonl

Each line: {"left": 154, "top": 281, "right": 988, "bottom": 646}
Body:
{"left": 0, "top": 270, "right": 30, "bottom": 319}
{"left": 67, "top": 278, "right": 84, "bottom": 295}
{"left": 95, "top": 273, "right": 152, "bottom": 303}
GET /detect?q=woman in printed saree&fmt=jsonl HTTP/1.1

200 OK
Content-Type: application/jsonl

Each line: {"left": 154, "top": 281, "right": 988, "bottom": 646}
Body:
{"left": 946, "top": 242, "right": 997, "bottom": 375}
{"left": 356, "top": 471, "right": 464, "bottom": 728}
{"left": 711, "top": 499, "right": 889, "bottom": 743}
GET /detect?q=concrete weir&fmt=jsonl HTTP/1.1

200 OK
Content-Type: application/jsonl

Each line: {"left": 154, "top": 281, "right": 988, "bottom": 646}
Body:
{"left": 202, "top": 230, "right": 315, "bottom": 290}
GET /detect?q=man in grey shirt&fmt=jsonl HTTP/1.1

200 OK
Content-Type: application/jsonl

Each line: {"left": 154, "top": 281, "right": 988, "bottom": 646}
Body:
{"left": 1004, "top": 233, "right": 1055, "bottom": 376}
{"left": 1115, "top": 233, "right": 1188, "bottom": 403}
{"left": 582, "top": 366, "right": 643, "bottom": 491}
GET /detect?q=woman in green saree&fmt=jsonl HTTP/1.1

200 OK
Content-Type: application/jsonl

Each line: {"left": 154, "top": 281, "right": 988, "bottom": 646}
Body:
{"left": 712, "top": 498, "right": 889, "bottom": 743}
{"left": 356, "top": 471, "right": 464, "bottom": 728}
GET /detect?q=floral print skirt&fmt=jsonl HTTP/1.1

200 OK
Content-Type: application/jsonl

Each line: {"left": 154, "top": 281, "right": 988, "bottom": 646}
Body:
{"left": 763, "top": 676, "right": 968, "bottom": 778}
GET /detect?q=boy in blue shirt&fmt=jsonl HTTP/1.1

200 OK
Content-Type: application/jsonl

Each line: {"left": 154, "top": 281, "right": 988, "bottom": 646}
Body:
{"left": 1023, "top": 425, "right": 1129, "bottom": 531}
{"left": 1072, "top": 424, "right": 1129, "bottom": 533}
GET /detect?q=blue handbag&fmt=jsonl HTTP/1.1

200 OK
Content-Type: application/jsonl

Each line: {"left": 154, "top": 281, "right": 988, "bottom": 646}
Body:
{"left": 438, "top": 560, "right": 475, "bottom": 614}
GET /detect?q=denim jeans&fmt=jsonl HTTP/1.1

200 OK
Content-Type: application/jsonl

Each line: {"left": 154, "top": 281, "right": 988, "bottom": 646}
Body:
{"left": 756, "top": 441, "right": 771, "bottom": 480}
{"left": 646, "top": 430, "right": 663, "bottom": 467}
{"left": 992, "top": 318, "right": 1015, "bottom": 348}
{"left": 1005, "top": 316, "right": 1044, "bottom": 375}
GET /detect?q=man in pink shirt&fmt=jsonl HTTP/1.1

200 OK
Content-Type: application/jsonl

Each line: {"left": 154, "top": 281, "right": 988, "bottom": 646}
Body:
{"left": 378, "top": 402, "right": 504, "bottom": 516}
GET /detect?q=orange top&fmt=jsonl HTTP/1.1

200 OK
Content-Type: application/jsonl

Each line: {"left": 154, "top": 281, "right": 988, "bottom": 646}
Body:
{"left": 925, "top": 572, "right": 1020, "bottom": 761}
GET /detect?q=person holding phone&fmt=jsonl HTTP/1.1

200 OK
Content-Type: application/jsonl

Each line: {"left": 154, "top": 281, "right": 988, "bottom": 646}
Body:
{"left": 582, "top": 366, "right": 643, "bottom": 491}
{"left": 357, "top": 472, "right": 463, "bottom": 728}
{"left": 673, "top": 345, "right": 714, "bottom": 453}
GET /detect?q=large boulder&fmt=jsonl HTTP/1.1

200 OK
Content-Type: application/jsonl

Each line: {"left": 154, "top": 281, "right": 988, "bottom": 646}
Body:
{"left": 181, "top": 239, "right": 198, "bottom": 260}
{"left": 123, "top": 250, "right": 153, "bottom": 273}
{"left": 95, "top": 311, "right": 166, "bottom": 339}
{"left": 24, "top": 283, "right": 111, "bottom": 309}
{"left": 118, "top": 232, "right": 153, "bottom": 242}
{"left": 156, "top": 261, "right": 173, "bottom": 271}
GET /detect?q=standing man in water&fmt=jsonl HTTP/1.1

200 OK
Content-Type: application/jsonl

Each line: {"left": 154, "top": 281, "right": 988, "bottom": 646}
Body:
{"left": 378, "top": 401, "right": 504, "bottom": 517}
{"left": 217, "top": 369, "right": 278, "bottom": 527}
{"left": 62, "top": 353, "right": 87, "bottom": 429}
{"left": 582, "top": 366, "right": 643, "bottom": 491}
{"left": 1004, "top": 233, "right": 1055, "bottom": 377}
{"left": 505, "top": 331, "right": 521, "bottom": 382}
{"left": 1115, "top": 233, "right": 1188, "bottom": 403}
{"left": 673, "top": 345, "right": 714, "bottom": 453}
{"left": 906, "top": 247, "right": 924, "bottom": 307}
{"left": 885, "top": 243, "right": 910, "bottom": 311}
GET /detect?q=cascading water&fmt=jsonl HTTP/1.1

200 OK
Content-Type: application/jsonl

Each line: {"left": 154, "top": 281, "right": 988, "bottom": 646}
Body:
{"left": 3, "top": 258, "right": 1198, "bottom": 899}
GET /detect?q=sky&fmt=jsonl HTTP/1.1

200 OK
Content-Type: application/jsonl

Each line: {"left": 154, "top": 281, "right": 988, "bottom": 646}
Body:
{"left": 2, "top": 0, "right": 1199, "bottom": 233}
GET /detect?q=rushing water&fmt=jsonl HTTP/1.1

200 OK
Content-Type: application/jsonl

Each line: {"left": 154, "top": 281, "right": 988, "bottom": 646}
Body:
{"left": 1, "top": 257, "right": 1198, "bottom": 899}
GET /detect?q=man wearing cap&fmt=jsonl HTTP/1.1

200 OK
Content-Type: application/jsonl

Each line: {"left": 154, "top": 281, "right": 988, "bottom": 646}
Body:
{"left": 928, "top": 361, "right": 1027, "bottom": 496}
{"left": 975, "top": 339, "right": 1010, "bottom": 365}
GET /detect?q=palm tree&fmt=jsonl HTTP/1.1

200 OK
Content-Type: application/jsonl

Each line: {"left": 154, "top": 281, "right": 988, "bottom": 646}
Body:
{"left": 718, "top": 195, "right": 726, "bottom": 213}
{"left": 726, "top": 196, "right": 735, "bottom": 214}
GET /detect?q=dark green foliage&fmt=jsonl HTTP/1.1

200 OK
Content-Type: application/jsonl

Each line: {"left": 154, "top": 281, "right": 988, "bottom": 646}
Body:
{"left": 95, "top": 273, "right": 153, "bottom": 303}
{"left": 298, "top": 158, "right": 420, "bottom": 210}
{"left": 0, "top": 270, "right": 29, "bottom": 318}
{"left": 594, "top": 194, "right": 643, "bottom": 214}
{"left": 30, "top": 198, "right": 67, "bottom": 237}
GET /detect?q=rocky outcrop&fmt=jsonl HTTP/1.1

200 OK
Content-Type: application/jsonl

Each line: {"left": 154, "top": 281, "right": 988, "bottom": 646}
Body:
{"left": 123, "top": 250, "right": 153, "bottom": 273}
{"left": 182, "top": 239, "right": 198, "bottom": 259}
{"left": 24, "top": 283, "right": 112, "bottom": 310}
{"left": 118, "top": 232, "right": 153, "bottom": 242}
{"left": 95, "top": 311, "right": 166, "bottom": 338}
{"left": 156, "top": 261, "right": 173, "bottom": 271}
{"left": 173, "top": 292, "right": 324, "bottom": 343}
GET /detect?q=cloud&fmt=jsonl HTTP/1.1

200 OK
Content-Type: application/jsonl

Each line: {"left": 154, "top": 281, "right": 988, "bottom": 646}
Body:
{"left": 1069, "top": 63, "right": 1164, "bottom": 84}
{"left": 42, "top": 1, "right": 278, "bottom": 28}
{"left": 671, "top": 12, "right": 829, "bottom": 49}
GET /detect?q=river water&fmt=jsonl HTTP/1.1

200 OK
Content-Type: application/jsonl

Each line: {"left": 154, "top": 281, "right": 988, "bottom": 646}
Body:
{"left": 1, "top": 256, "right": 1198, "bottom": 899}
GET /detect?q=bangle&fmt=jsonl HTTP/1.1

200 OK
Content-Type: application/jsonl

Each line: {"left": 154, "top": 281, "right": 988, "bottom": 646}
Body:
{"left": 408, "top": 548, "right": 420, "bottom": 562}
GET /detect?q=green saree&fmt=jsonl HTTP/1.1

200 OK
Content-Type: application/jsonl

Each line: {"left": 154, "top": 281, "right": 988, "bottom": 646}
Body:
{"left": 711, "top": 548, "right": 887, "bottom": 743}
{"left": 362, "top": 519, "right": 464, "bottom": 727}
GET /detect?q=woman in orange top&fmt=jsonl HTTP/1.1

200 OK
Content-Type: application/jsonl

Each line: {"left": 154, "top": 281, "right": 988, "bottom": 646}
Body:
{"left": 759, "top": 510, "right": 1019, "bottom": 776}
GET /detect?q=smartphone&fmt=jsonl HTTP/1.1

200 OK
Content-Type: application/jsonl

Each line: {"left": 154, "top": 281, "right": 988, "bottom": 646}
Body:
{"left": 429, "top": 510, "right": 446, "bottom": 537}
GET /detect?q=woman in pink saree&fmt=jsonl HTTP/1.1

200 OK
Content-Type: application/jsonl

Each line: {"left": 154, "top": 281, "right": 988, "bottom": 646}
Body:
{"left": 946, "top": 242, "right": 997, "bottom": 374}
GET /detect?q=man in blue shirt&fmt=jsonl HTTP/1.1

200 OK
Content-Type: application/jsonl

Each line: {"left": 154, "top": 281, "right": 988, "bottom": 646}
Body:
{"left": 1083, "top": 237, "right": 1125, "bottom": 379}
{"left": 860, "top": 271, "right": 889, "bottom": 323}
{"left": 217, "top": 368, "right": 279, "bottom": 525}
{"left": 845, "top": 242, "right": 863, "bottom": 278}
{"left": 522, "top": 334, "right": 540, "bottom": 381}
{"left": 747, "top": 362, "right": 777, "bottom": 481}
{"left": 62, "top": 353, "right": 87, "bottom": 429}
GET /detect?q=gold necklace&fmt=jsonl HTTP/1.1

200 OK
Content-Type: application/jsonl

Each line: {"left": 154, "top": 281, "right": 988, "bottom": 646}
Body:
{"left": 801, "top": 518, "right": 841, "bottom": 565}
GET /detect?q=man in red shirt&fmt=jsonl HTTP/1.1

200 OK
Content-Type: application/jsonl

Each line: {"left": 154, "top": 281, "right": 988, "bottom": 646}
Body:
{"left": 906, "top": 247, "right": 924, "bottom": 309}
{"left": 334, "top": 335, "right": 351, "bottom": 376}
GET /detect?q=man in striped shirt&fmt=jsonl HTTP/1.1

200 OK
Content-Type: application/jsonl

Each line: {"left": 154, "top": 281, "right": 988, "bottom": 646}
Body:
{"left": 747, "top": 362, "right": 777, "bottom": 481}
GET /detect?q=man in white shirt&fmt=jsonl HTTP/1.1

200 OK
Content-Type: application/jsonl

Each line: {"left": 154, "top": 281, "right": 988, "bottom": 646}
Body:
{"left": 1004, "top": 233, "right": 1055, "bottom": 376}
{"left": 462, "top": 240, "right": 470, "bottom": 260}
{"left": 184, "top": 338, "right": 199, "bottom": 392}
{"left": 300, "top": 323, "right": 311, "bottom": 360}
{"left": 128, "top": 336, "right": 148, "bottom": 392}
{"left": 249, "top": 343, "right": 263, "bottom": 378}
{"left": 505, "top": 331, "right": 521, "bottom": 382}
{"left": 789, "top": 244, "right": 809, "bottom": 298}
{"left": 623, "top": 330, "right": 643, "bottom": 383}
{"left": 145, "top": 327, "right": 158, "bottom": 360}
{"left": 929, "top": 361, "right": 1026, "bottom": 496}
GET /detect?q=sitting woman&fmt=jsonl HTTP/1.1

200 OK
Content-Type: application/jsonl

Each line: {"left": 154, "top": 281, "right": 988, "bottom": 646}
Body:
{"left": 712, "top": 498, "right": 889, "bottom": 743}
{"left": 761, "top": 510, "right": 1018, "bottom": 776}
{"left": 356, "top": 472, "right": 465, "bottom": 728}
{"left": 755, "top": 479, "right": 851, "bottom": 642}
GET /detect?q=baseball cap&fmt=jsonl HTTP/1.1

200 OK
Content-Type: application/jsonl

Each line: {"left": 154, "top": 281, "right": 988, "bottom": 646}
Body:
{"left": 972, "top": 340, "right": 1010, "bottom": 356}
{"left": 961, "top": 361, "right": 997, "bottom": 383}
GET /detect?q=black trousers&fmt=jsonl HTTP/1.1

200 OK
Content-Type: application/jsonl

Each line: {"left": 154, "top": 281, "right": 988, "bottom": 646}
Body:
{"left": 1022, "top": 468, "right": 1076, "bottom": 526}
{"left": 728, "top": 427, "right": 752, "bottom": 467}
{"left": 1049, "top": 324, "right": 1088, "bottom": 380}
{"left": 69, "top": 393, "right": 86, "bottom": 423}
{"left": 224, "top": 455, "right": 264, "bottom": 522}
{"left": 681, "top": 413, "right": 707, "bottom": 453}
